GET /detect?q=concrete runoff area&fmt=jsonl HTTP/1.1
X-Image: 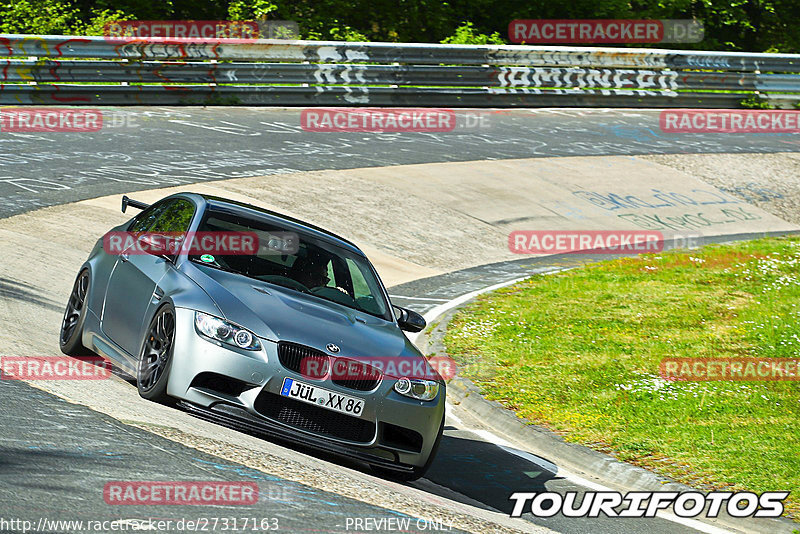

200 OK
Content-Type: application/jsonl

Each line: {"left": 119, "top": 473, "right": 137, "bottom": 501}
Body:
{"left": 32, "top": 154, "right": 800, "bottom": 281}
{"left": 0, "top": 153, "right": 798, "bottom": 533}
{"left": 641, "top": 152, "right": 800, "bottom": 227}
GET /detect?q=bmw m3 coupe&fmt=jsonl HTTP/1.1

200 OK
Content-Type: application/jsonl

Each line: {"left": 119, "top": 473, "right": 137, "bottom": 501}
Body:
{"left": 59, "top": 193, "right": 445, "bottom": 480}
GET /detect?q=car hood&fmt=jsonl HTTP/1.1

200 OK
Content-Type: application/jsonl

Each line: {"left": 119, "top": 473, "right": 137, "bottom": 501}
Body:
{"left": 182, "top": 262, "right": 419, "bottom": 359}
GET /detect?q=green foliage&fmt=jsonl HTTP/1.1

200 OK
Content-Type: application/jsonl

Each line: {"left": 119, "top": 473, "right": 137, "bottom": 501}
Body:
{"left": 440, "top": 22, "right": 505, "bottom": 45}
{"left": 0, "top": 0, "right": 798, "bottom": 52}
{"left": 306, "top": 21, "right": 370, "bottom": 42}
{"left": 445, "top": 236, "right": 800, "bottom": 516}
{"left": 740, "top": 96, "right": 775, "bottom": 109}
{"left": 228, "top": 0, "right": 276, "bottom": 21}
{"left": 327, "top": 24, "right": 370, "bottom": 42}
{"left": 81, "top": 9, "right": 133, "bottom": 35}
{"left": 0, "top": 0, "right": 81, "bottom": 35}
{"left": 0, "top": 0, "right": 134, "bottom": 35}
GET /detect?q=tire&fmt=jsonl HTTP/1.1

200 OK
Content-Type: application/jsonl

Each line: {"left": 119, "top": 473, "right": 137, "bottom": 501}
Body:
{"left": 372, "top": 415, "right": 445, "bottom": 482}
{"left": 59, "top": 269, "right": 93, "bottom": 356}
{"left": 137, "top": 304, "right": 176, "bottom": 404}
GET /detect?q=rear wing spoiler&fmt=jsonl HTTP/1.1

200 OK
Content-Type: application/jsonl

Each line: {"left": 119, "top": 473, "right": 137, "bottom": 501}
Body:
{"left": 121, "top": 195, "right": 150, "bottom": 213}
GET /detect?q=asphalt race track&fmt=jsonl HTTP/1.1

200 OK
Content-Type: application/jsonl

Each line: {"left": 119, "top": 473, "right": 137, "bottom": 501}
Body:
{"left": 2, "top": 107, "right": 800, "bottom": 218}
{"left": 0, "top": 378, "right": 451, "bottom": 533}
{"left": 1, "top": 107, "right": 797, "bottom": 534}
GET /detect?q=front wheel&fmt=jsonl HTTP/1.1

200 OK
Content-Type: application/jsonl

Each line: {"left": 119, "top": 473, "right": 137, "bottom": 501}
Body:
{"left": 137, "top": 304, "right": 176, "bottom": 404}
{"left": 371, "top": 416, "right": 445, "bottom": 482}
{"left": 59, "top": 270, "right": 92, "bottom": 356}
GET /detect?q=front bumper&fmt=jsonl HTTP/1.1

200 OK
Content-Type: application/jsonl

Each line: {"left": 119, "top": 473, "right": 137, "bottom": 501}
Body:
{"left": 167, "top": 307, "right": 445, "bottom": 468}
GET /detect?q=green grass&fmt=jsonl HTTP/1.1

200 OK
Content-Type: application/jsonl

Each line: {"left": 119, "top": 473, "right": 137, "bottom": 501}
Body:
{"left": 444, "top": 236, "right": 800, "bottom": 518}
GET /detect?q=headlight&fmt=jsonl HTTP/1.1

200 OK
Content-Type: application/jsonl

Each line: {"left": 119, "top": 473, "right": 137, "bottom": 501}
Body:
{"left": 194, "top": 312, "right": 261, "bottom": 350}
{"left": 393, "top": 377, "right": 439, "bottom": 401}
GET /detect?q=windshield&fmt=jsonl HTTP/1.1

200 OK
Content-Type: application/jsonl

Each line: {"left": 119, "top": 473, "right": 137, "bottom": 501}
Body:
{"left": 188, "top": 207, "right": 391, "bottom": 320}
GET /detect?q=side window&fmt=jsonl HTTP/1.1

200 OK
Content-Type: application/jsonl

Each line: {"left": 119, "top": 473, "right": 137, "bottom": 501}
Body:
{"left": 346, "top": 258, "right": 385, "bottom": 315}
{"left": 150, "top": 199, "right": 195, "bottom": 233}
{"left": 346, "top": 258, "right": 371, "bottom": 300}
{"left": 129, "top": 201, "right": 172, "bottom": 233}
{"left": 325, "top": 261, "right": 336, "bottom": 288}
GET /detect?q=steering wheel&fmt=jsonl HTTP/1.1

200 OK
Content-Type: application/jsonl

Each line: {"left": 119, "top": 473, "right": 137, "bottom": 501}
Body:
{"left": 254, "top": 275, "right": 311, "bottom": 293}
{"left": 310, "top": 286, "right": 358, "bottom": 307}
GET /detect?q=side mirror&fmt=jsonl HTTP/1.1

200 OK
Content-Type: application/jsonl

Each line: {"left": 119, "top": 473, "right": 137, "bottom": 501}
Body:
{"left": 393, "top": 305, "right": 426, "bottom": 333}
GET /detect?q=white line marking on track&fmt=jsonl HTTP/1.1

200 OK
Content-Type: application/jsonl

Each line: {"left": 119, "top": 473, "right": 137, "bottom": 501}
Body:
{"left": 408, "top": 274, "right": 535, "bottom": 346}
{"left": 444, "top": 402, "right": 462, "bottom": 425}
{"left": 390, "top": 295, "right": 451, "bottom": 302}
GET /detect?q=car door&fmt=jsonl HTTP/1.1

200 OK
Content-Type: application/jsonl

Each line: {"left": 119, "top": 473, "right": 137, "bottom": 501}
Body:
{"left": 102, "top": 199, "right": 195, "bottom": 357}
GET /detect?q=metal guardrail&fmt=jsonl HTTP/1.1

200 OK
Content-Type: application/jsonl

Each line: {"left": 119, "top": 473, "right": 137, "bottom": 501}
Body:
{"left": 1, "top": 34, "right": 799, "bottom": 107}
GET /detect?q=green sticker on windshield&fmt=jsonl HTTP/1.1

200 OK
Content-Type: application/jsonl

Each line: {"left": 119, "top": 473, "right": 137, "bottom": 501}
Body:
{"left": 200, "top": 254, "right": 215, "bottom": 263}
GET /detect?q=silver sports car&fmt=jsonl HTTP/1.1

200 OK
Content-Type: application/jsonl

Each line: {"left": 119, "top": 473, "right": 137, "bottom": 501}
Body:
{"left": 59, "top": 193, "right": 445, "bottom": 480}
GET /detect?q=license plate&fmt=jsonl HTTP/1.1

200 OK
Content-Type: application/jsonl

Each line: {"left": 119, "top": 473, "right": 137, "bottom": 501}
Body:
{"left": 279, "top": 377, "right": 365, "bottom": 418}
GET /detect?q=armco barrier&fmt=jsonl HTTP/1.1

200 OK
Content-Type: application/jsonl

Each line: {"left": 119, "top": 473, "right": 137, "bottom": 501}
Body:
{"left": 1, "top": 34, "right": 799, "bottom": 107}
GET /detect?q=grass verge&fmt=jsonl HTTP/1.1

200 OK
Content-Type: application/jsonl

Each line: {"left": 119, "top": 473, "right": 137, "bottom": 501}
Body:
{"left": 444, "top": 235, "right": 800, "bottom": 518}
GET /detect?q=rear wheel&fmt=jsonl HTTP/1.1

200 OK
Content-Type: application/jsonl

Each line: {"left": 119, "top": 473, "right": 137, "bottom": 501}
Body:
{"left": 372, "top": 415, "right": 445, "bottom": 482}
{"left": 137, "top": 305, "right": 176, "bottom": 404}
{"left": 59, "top": 270, "right": 92, "bottom": 356}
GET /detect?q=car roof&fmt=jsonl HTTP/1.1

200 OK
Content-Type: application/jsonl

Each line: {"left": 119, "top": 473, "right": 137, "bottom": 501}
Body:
{"left": 183, "top": 193, "right": 365, "bottom": 256}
